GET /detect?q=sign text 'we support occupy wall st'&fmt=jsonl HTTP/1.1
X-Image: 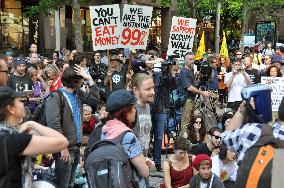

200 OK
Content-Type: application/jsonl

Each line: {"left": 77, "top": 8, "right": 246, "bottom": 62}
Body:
{"left": 90, "top": 4, "right": 121, "bottom": 51}
{"left": 119, "top": 5, "right": 153, "bottom": 49}
{"left": 167, "top": 16, "right": 197, "bottom": 59}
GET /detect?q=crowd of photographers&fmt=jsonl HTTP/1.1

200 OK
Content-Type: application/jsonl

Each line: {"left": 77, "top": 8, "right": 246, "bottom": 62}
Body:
{"left": 0, "top": 42, "right": 284, "bottom": 188}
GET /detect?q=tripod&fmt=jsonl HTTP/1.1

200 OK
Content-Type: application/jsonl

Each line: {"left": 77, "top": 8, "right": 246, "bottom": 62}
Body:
{"left": 195, "top": 81, "right": 219, "bottom": 129}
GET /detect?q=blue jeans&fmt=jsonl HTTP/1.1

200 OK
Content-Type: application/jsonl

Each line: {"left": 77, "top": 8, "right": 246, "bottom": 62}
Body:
{"left": 55, "top": 148, "right": 80, "bottom": 188}
{"left": 153, "top": 113, "right": 167, "bottom": 166}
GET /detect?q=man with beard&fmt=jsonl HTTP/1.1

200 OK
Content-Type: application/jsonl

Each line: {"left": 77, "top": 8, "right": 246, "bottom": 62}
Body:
{"left": 131, "top": 73, "right": 155, "bottom": 187}
{"left": 131, "top": 73, "right": 155, "bottom": 156}
{"left": 6, "top": 59, "right": 33, "bottom": 92}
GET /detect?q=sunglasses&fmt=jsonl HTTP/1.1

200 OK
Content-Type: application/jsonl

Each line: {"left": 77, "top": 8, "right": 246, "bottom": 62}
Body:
{"left": 195, "top": 121, "right": 202, "bottom": 124}
{"left": 0, "top": 70, "right": 9, "bottom": 75}
{"left": 212, "top": 135, "right": 221, "bottom": 140}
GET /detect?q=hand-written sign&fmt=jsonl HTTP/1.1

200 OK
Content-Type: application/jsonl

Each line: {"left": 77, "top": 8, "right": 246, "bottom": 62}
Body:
{"left": 261, "top": 77, "right": 284, "bottom": 111}
{"left": 119, "top": 5, "right": 153, "bottom": 49}
{"left": 90, "top": 5, "right": 120, "bottom": 50}
{"left": 167, "top": 16, "right": 197, "bottom": 59}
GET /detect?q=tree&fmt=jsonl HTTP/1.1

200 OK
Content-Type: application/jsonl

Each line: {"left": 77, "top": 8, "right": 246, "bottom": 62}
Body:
{"left": 176, "top": 0, "right": 284, "bottom": 51}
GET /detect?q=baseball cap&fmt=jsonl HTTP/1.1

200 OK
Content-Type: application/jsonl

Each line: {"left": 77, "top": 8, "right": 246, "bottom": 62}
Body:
{"left": 0, "top": 86, "right": 23, "bottom": 109}
{"left": 106, "top": 89, "right": 137, "bottom": 112}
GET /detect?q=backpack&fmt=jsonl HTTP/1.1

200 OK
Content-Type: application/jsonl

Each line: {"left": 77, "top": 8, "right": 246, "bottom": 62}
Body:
{"left": 169, "top": 87, "right": 188, "bottom": 108}
{"left": 84, "top": 130, "right": 137, "bottom": 188}
{"left": 234, "top": 124, "right": 284, "bottom": 188}
{"left": 32, "top": 90, "right": 65, "bottom": 126}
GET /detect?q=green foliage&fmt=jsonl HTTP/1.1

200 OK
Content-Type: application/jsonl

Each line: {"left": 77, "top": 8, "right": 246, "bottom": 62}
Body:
{"left": 176, "top": 0, "right": 284, "bottom": 39}
{"left": 23, "top": 0, "right": 94, "bottom": 18}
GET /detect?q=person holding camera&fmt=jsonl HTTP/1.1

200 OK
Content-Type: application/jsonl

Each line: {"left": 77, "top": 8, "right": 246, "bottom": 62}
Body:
{"left": 179, "top": 52, "right": 210, "bottom": 136}
{"left": 224, "top": 58, "right": 251, "bottom": 112}
{"left": 222, "top": 97, "right": 284, "bottom": 188}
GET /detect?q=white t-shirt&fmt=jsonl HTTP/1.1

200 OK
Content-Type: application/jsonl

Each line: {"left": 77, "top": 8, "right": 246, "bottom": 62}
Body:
{"left": 211, "top": 155, "right": 238, "bottom": 182}
{"left": 225, "top": 72, "right": 248, "bottom": 102}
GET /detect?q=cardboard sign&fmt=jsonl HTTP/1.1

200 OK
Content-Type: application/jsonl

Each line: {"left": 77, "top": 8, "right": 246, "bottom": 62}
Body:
{"left": 167, "top": 16, "right": 197, "bottom": 59}
{"left": 261, "top": 77, "right": 284, "bottom": 111}
{"left": 90, "top": 5, "right": 121, "bottom": 51}
{"left": 119, "top": 5, "right": 153, "bottom": 49}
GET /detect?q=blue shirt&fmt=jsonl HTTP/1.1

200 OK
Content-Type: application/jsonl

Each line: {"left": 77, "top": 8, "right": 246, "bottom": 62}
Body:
{"left": 208, "top": 68, "right": 219, "bottom": 90}
{"left": 60, "top": 88, "right": 81, "bottom": 143}
{"left": 178, "top": 67, "right": 197, "bottom": 99}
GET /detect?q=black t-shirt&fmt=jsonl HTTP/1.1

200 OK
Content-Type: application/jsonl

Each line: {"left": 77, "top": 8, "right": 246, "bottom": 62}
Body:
{"left": 6, "top": 74, "right": 33, "bottom": 92}
{"left": 189, "top": 143, "right": 212, "bottom": 157}
{"left": 245, "top": 69, "right": 259, "bottom": 84}
{"left": 0, "top": 133, "right": 32, "bottom": 188}
{"left": 111, "top": 67, "right": 127, "bottom": 91}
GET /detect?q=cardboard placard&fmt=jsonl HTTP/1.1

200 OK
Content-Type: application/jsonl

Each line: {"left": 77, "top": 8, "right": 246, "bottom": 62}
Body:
{"left": 261, "top": 77, "right": 284, "bottom": 111}
{"left": 167, "top": 16, "right": 197, "bottom": 59}
{"left": 119, "top": 5, "right": 153, "bottom": 49}
{"left": 90, "top": 4, "right": 121, "bottom": 51}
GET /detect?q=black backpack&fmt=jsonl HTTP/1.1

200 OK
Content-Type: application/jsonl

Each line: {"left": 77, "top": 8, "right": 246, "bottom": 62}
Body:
{"left": 84, "top": 130, "right": 137, "bottom": 188}
{"left": 32, "top": 90, "right": 64, "bottom": 125}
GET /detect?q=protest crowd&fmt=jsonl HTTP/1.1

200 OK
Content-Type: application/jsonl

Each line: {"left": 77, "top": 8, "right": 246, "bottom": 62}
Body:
{"left": 1, "top": 4, "right": 284, "bottom": 188}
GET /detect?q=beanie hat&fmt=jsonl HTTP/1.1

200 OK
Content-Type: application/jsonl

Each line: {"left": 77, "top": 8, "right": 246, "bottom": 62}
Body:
{"left": 192, "top": 154, "right": 212, "bottom": 170}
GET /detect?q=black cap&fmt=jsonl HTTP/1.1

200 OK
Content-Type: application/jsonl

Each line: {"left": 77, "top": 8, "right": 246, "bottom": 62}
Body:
{"left": 0, "top": 86, "right": 23, "bottom": 109}
{"left": 279, "top": 46, "right": 284, "bottom": 53}
{"left": 106, "top": 89, "right": 137, "bottom": 112}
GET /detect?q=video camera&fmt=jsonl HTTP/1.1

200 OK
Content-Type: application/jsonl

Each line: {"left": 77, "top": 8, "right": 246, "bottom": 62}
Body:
{"left": 194, "top": 60, "right": 212, "bottom": 84}
{"left": 89, "top": 64, "right": 107, "bottom": 80}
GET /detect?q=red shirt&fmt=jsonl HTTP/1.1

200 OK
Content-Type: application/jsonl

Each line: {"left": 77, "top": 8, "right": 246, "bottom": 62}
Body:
{"left": 83, "top": 116, "right": 96, "bottom": 135}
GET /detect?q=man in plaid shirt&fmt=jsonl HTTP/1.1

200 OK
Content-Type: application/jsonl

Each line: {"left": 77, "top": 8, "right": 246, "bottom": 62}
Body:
{"left": 222, "top": 97, "right": 284, "bottom": 162}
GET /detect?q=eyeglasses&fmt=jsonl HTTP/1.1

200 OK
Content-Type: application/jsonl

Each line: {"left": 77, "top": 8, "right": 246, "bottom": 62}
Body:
{"left": 0, "top": 70, "right": 9, "bottom": 75}
{"left": 212, "top": 135, "right": 221, "bottom": 140}
{"left": 195, "top": 121, "right": 201, "bottom": 124}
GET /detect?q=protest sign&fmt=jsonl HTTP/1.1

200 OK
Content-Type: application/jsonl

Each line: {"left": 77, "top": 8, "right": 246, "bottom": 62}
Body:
{"left": 167, "top": 16, "right": 197, "bottom": 59}
{"left": 119, "top": 5, "right": 153, "bottom": 49}
{"left": 261, "top": 77, "right": 284, "bottom": 111}
{"left": 90, "top": 4, "right": 120, "bottom": 51}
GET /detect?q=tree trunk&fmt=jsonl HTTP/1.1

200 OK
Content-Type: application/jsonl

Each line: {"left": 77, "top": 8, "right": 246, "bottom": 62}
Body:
{"left": 240, "top": 1, "right": 248, "bottom": 52}
{"left": 215, "top": 0, "right": 221, "bottom": 54}
{"left": 73, "top": 0, "right": 83, "bottom": 52}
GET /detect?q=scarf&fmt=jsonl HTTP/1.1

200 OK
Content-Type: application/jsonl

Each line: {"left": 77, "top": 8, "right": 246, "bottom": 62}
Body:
{"left": 102, "top": 119, "right": 132, "bottom": 139}
{"left": 196, "top": 173, "right": 213, "bottom": 188}
{"left": 0, "top": 121, "right": 33, "bottom": 188}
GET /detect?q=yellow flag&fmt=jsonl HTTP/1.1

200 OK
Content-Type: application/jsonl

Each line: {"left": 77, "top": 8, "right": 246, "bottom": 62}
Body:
{"left": 220, "top": 31, "right": 229, "bottom": 58}
{"left": 195, "top": 31, "right": 206, "bottom": 60}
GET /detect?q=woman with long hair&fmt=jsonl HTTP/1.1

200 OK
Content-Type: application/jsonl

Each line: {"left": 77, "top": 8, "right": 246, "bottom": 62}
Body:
{"left": 187, "top": 115, "right": 207, "bottom": 148}
{"left": 161, "top": 137, "right": 195, "bottom": 188}
{"left": 0, "top": 86, "right": 68, "bottom": 187}
{"left": 45, "top": 64, "right": 62, "bottom": 92}
{"left": 217, "top": 55, "right": 231, "bottom": 108}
